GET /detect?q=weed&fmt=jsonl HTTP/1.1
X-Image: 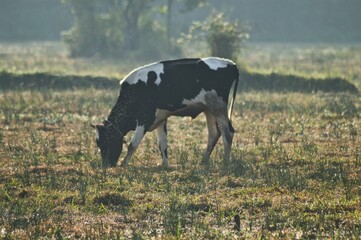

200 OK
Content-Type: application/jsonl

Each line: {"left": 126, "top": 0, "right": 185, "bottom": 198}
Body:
{"left": 161, "top": 191, "right": 186, "bottom": 237}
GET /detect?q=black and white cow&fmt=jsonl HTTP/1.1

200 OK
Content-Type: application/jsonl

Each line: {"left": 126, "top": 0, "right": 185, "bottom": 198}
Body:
{"left": 92, "top": 57, "right": 239, "bottom": 168}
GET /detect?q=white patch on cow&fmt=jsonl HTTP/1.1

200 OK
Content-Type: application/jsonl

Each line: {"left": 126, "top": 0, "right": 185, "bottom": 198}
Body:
{"left": 201, "top": 57, "right": 234, "bottom": 70}
{"left": 155, "top": 109, "right": 170, "bottom": 122}
{"left": 131, "top": 124, "right": 145, "bottom": 146}
{"left": 95, "top": 128, "right": 100, "bottom": 140}
{"left": 120, "top": 62, "right": 164, "bottom": 86}
{"left": 149, "top": 109, "right": 171, "bottom": 131}
{"left": 156, "top": 121, "right": 168, "bottom": 166}
{"left": 182, "top": 88, "right": 216, "bottom": 106}
{"left": 122, "top": 124, "right": 146, "bottom": 166}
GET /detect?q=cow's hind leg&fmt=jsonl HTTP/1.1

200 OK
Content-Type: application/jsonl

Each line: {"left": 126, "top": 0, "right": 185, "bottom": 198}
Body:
{"left": 156, "top": 120, "right": 169, "bottom": 167}
{"left": 216, "top": 115, "right": 234, "bottom": 162}
{"left": 204, "top": 91, "right": 234, "bottom": 162}
{"left": 202, "top": 111, "right": 221, "bottom": 164}
{"left": 121, "top": 125, "right": 146, "bottom": 167}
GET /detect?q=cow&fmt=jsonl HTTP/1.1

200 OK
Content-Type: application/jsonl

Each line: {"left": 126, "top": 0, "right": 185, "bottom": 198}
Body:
{"left": 91, "top": 57, "right": 239, "bottom": 168}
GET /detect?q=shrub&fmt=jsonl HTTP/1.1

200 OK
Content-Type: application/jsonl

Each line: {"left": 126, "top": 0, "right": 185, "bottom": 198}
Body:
{"left": 181, "top": 12, "right": 250, "bottom": 60}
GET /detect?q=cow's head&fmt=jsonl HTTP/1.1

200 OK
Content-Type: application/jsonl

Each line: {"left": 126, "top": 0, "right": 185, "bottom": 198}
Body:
{"left": 91, "top": 120, "right": 123, "bottom": 168}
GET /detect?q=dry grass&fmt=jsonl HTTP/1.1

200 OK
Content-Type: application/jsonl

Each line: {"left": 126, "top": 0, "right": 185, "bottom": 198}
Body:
{"left": 0, "top": 42, "right": 361, "bottom": 239}
{"left": 0, "top": 42, "right": 135, "bottom": 78}
{"left": 242, "top": 43, "right": 361, "bottom": 89}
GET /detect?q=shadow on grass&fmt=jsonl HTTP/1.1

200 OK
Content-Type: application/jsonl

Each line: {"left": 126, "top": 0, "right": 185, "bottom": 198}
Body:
{"left": 0, "top": 70, "right": 358, "bottom": 93}
{"left": 0, "top": 71, "right": 118, "bottom": 91}
{"left": 239, "top": 71, "right": 358, "bottom": 93}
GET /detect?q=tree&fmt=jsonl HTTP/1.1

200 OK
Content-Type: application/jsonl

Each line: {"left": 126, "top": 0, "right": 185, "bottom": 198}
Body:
{"left": 62, "top": 0, "right": 101, "bottom": 57}
{"left": 123, "top": 0, "right": 152, "bottom": 50}
{"left": 62, "top": 0, "right": 163, "bottom": 58}
{"left": 163, "top": 0, "right": 206, "bottom": 50}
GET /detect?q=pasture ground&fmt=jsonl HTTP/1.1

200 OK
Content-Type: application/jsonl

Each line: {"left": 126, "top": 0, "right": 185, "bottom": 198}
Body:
{"left": 0, "top": 42, "right": 361, "bottom": 239}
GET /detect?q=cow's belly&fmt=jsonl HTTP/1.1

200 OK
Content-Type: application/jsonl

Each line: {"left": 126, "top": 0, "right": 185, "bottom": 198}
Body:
{"left": 172, "top": 103, "right": 206, "bottom": 118}
{"left": 148, "top": 89, "right": 220, "bottom": 131}
{"left": 148, "top": 103, "right": 206, "bottom": 131}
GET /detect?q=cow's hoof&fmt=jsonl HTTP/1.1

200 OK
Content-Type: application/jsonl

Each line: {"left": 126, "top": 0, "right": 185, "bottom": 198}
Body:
{"left": 157, "top": 163, "right": 169, "bottom": 169}
{"left": 120, "top": 162, "right": 128, "bottom": 167}
{"left": 200, "top": 158, "right": 210, "bottom": 165}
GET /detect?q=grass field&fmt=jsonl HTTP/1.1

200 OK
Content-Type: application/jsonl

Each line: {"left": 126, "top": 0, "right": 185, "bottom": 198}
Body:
{"left": 0, "top": 42, "right": 361, "bottom": 239}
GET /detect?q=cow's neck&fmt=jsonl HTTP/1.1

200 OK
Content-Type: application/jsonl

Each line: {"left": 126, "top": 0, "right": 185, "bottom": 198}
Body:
{"left": 107, "top": 97, "right": 136, "bottom": 136}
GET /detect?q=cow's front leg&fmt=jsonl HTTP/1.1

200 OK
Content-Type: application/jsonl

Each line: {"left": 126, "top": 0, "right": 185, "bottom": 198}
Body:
{"left": 156, "top": 120, "right": 168, "bottom": 167}
{"left": 121, "top": 125, "right": 146, "bottom": 167}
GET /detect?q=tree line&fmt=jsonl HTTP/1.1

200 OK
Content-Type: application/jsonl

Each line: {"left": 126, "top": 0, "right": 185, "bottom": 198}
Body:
{"left": 61, "top": 0, "right": 209, "bottom": 59}
{"left": 60, "top": 0, "right": 250, "bottom": 60}
{"left": 0, "top": 0, "right": 360, "bottom": 59}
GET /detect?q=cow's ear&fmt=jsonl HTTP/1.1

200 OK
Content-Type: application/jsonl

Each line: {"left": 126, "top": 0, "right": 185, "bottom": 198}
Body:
{"left": 91, "top": 123, "right": 104, "bottom": 140}
{"left": 103, "top": 120, "right": 113, "bottom": 128}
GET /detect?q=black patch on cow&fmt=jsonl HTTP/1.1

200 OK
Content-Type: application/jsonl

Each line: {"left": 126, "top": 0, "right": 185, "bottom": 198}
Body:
{"left": 163, "top": 121, "right": 168, "bottom": 134}
{"left": 147, "top": 71, "right": 157, "bottom": 84}
{"left": 228, "top": 121, "right": 235, "bottom": 133}
{"left": 164, "top": 148, "right": 168, "bottom": 159}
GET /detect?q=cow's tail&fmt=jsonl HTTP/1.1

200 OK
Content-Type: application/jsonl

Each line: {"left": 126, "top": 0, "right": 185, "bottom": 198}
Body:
{"left": 228, "top": 65, "right": 239, "bottom": 122}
